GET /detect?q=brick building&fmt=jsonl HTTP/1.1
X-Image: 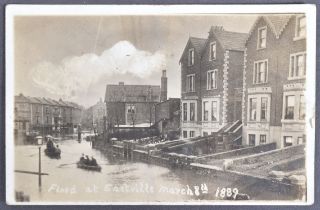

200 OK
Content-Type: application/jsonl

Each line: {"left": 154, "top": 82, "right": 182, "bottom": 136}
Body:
{"left": 82, "top": 98, "right": 106, "bottom": 134}
{"left": 14, "top": 94, "right": 83, "bottom": 140}
{"left": 155, "top": 98, "right": 180, "bottom": 140}
{"left": 179, "top": 26, "right": 247, "bottom": 138}
{"left": 242, "top": 15, "right": 306, "bottom": 148}
{"left": 105, "top": 82, "right": 161, "bottom": 128}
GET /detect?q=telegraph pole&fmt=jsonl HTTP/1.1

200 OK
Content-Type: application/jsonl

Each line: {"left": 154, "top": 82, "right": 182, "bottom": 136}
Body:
{"left": 38, "top": 146, "right": 42, "bottom": 190}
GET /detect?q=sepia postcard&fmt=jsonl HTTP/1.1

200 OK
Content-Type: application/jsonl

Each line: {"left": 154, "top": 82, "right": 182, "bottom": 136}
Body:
{"left": 5, "top": 4, "right": 316, "bottom": 205}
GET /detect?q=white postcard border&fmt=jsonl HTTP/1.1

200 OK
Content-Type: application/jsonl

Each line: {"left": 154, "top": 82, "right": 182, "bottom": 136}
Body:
{"left": 5, "top": 4, "right": 316, "bottom": 205}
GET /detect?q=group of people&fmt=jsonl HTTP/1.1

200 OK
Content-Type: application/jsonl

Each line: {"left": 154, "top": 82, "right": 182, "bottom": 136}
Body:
{"left": 46, "top": 138, "right": 59, "bottom": 151}
{"left": 79, "top": 154, "right": 98, "bottom": 166}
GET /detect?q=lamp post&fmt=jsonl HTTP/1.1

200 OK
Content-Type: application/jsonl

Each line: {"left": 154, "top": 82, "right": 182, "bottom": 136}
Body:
{"left": 36, "top": 136, "right": 43, "bottom": 191}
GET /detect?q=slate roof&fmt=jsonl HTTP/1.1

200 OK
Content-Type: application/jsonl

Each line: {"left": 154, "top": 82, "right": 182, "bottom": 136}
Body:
{"left": 189, "top": 37, "right": 207, "bottom": 54}
{"left": 246, "top": 15, "right": 293, "bottom": 43}
{"left": 179, "top": 37, "right": 206, "bottom": 62}
{"left": 105, "top": 84, "right": 161, "bottom": 103}
{"left": 15, "top": 94, "right": 30, "bottom": 103}
{"left": 43, "top": 98, "right": 60, "bottom": 106}
{"left": 27, "top": 97, "right": 42, "bottom": 104}
{"left": 210, "top": 28, "right": 248, "bottom": 51}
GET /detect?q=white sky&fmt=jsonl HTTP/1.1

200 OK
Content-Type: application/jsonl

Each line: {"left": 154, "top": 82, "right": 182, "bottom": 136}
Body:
{"left": 14, "top": 15, "right": 257, "bottom": 107}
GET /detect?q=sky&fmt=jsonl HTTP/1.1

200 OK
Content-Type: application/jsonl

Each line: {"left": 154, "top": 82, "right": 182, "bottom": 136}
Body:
{"left": 14, "top": 15, "right": 257, "bottom": 107}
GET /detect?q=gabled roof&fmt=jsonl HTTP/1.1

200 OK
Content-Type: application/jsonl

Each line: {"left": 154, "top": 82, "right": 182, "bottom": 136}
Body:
{"left": 105, "top": 84, "right": 161, "bottom": 103}
{"left": 15, "top": 94, "right": 30, "bottom": 103}
{"left": 189, "top": 37, "right": 207, "bottom": 54}
{"left": 34, "top": 97, "right": 50, "bottom": 105}
{"left": 210, "top": 28, "right": 248, "bottom": 51}
{"left": 179, "top": 37, "right": 206, "bottom": 62}
{"left": 245, "top": 15, "right": 293, "bottom": 43}
{"left": 27, "top": 97, "right": 42, "bottom": 104}
{"left": 43, "top": 98, "right": 60, "bottom": 106}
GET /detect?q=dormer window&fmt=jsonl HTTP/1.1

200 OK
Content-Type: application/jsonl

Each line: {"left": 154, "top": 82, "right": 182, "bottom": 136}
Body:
{"left": 209, "top": 42, "right": 216, "bottom": 60}
{"left": 188, "top": 48, "right": 194, "bottom": 66}
{"left": 257, "top": 26, "right": 267, "bottom": 49}
{"left": 294, "top": 15, "right": 306, "bottom": 40}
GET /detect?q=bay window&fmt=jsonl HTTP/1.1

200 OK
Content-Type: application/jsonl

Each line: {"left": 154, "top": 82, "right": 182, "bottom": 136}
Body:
{"left": 190, "top": 102, "right": 195, "bottom": 121}
{"left": 261, "top": 97, "right": 268, "bottom": 121}
{"left": 211, "top": 101, "right": 218, "bottom": 121}
{"left": 203, "top": 101, "right": 209, "bottom": 121}
{"left": 299, "top": 95, "right": 305, "bottom": 120}
{"left": 183, "top": 103, "right": 187, "bottom": 121}
{"left": 249, "top": 98, "right": 257, "bottom": 121}
{"left": 284, "top": 95, "right": 295, "bottom": 120}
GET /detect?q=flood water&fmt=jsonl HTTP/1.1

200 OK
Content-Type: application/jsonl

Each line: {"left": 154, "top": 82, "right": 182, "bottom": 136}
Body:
{"left": 14, "top": 139, "right": 296, "bottom": 203}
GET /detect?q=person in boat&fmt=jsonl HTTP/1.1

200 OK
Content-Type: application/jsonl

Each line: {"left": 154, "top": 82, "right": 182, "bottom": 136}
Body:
{"left": 46, "top": 138, "right": 54, "bottom": 150}
{"left": 80, "top": 153, "right": 85, "bottom": 162}
{"left": 84, "top": 155, "right": 90, "bottom": 165}
{"left": 90, "top": 156, "right": 98, "bottom": 166}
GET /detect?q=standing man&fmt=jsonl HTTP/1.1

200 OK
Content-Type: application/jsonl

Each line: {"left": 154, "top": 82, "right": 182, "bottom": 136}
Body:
{"left": 77, "top": 124, "right": 82, "bottom": 142}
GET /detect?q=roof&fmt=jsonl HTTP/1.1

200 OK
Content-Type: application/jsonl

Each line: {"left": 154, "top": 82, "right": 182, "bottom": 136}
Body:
{"left": 105, "top": 84, "right": 161, "bottom": 103}
{"left": 246, "top": 15, "right": 293, "bottom": 43}
{"left": 43, "top": 98, "right": 60, "bottom": 106}
{"left": 189, "top": 37, "right": 207, "bottom": 54}
{"left": 34, "top": 97, "right": 50, "bottom": 105}
{"left": 27, "top": 97, "right": 42, "bottom": 104}
{"left": 179, "top": 37, "right": 206, "bottom": 62}
{"left": 210, "top": 27, "right": 248, "bottom": 51}
{"left": 15, "top": 94, "right": 30, "bottom": 103}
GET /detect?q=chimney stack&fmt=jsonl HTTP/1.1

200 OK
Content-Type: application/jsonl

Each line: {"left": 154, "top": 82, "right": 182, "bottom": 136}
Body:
{"left": 160, "top": 70, "right": 167, "bottom": 102}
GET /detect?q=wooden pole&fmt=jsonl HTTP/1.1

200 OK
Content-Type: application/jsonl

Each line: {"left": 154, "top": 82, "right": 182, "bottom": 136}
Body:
{"left": 38, "top": 146, "right": 42, "bottom": 189}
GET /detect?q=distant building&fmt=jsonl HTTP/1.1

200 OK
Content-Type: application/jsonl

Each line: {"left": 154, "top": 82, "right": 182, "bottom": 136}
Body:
{"left": 104, "top": 82, "right": 161, "bottom": 128}
{"left": 179, "top": 26, "right": 247, "bottom": 138}
{"left": 82, "top": 98, "right": 106, "bottom": 134}
{"left": 14, "top": 94, "right": 83, "bottom": 140}
{"left": 155, "top": 98, "right": 180, "bottom": 140}
{"left": 242, "top": 15, "right": 306, "bottom": 148}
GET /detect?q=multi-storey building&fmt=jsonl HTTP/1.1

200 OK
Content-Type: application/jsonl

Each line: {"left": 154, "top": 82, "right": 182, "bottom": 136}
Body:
{"left": 180, "top": 26, "right": 247, "bottom": 138}
{"left": 155, "top": 98, "right": 180, "bottom": 139}
{"left": 105, "top": 82, "right": 161, "bottom": 127}
{"left": 242, "top": 14, "right": 306, "bottom": 148}
{"left": 14, "top": 94, "right": 83, "bottom": 139}
{"left": 82, "top": 98, "right": 106, "bottom": 133}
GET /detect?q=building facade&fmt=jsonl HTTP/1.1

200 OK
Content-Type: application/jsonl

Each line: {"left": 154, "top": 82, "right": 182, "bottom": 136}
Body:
{"left": 155, "top": 98, "right": 180, "bottom": 139}
{"left": 105, "top": 82, "right": 161, "bottom": 128}
{"left": 242, "top": 15, "right": 306, "bottom": 148}
{"left": 14, "top": 94, "right": 83, "bottom": 139}
{"left": 180, "top": 26, "right": 247, "bottom": 139}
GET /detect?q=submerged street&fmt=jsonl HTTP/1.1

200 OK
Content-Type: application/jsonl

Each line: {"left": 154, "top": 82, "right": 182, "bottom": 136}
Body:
{"left": 14, "top": 139, "right": 296, "bottom": 202}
